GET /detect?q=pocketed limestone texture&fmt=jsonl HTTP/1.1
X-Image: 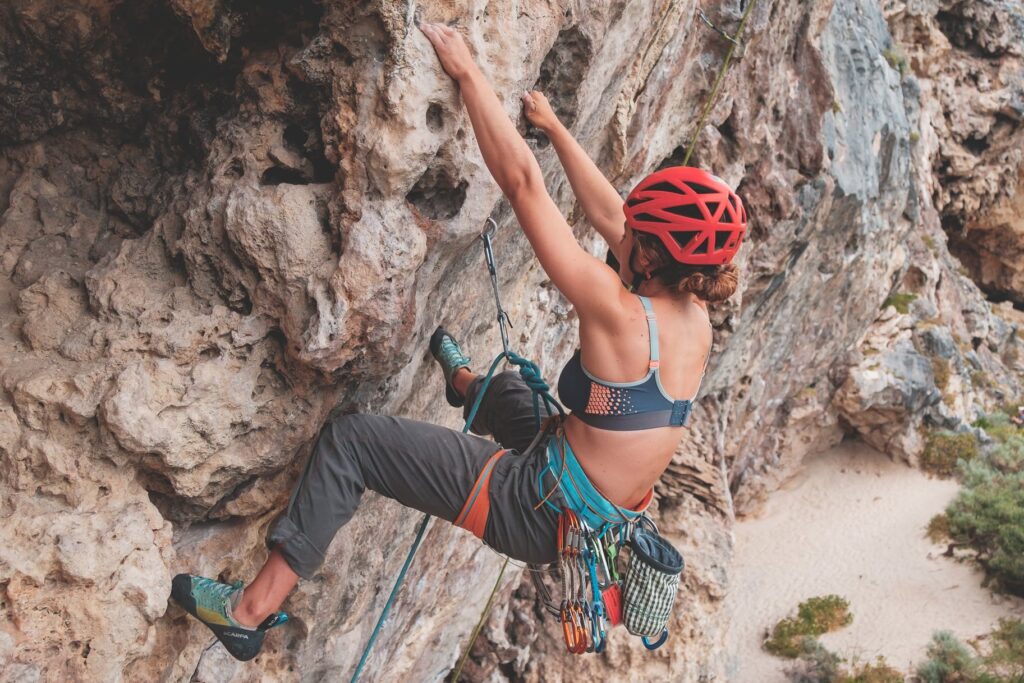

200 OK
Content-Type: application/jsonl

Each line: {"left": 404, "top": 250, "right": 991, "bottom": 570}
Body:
{"left": 0, "top": 0, "right": 1021, "bottom": 681}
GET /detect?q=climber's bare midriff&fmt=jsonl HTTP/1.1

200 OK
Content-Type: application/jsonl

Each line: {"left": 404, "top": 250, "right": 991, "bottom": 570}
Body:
{"left": 564, "top": 415, "right": 682, "bottom": 508}
{"left": 567, "top": 290, "right": 711, "bottom": 509}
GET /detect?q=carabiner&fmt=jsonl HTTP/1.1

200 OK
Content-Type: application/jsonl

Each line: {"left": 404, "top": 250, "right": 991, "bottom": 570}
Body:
{"left": 642, "top": 629, "right": 670, "bottom": 651}
{"left": 480, "top": 218, "right": 513, "bottom": 357}
{"left": 571, "top": 602, "right": 589, "bottom": 654}
{"left": 561, "top": 602, "right": 582, "bottom": 654}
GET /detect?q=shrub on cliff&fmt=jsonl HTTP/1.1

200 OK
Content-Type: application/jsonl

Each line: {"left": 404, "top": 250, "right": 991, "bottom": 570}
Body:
{"left": 881, "top": 292, "right": 917, "bottom": 314}
{"left": 765, "top": 595, "right": 853, "bottom": 658}
{"left": 972, "top": 413, "right": 1020, "bottom": 445}
{"left": 921, "top": 431, "right": 979, "bottom": 477}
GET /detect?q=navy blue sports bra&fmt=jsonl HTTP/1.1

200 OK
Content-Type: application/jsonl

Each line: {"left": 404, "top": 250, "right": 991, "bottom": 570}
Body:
{"left": 557, "top": 296, "right": 710, "bottom": 431}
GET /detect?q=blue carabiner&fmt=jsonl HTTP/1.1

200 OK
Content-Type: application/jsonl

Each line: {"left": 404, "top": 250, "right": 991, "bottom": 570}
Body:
{"left": 592, "top": 613, "right": 606, "bottom": 653}
{"left": 583, "top": 546, "right": 607, "bottom": 652}
{"left": 642, "top": 629, "right": 669, "bottom": 650}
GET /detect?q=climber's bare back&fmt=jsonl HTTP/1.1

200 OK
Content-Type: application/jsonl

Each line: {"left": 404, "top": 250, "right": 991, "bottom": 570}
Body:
{"left": 566, "top": 286, "right": 713, "bottom": 509}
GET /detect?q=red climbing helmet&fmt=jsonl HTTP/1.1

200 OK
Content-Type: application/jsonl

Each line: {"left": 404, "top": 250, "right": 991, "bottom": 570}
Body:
{"left": 623, "top": 166, "right": 747, "bottom": 265}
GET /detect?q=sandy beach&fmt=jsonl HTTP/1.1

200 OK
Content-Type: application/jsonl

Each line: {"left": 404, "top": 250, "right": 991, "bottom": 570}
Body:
{"left": 722, "top": 440, "right": 1024, "bottom": 681}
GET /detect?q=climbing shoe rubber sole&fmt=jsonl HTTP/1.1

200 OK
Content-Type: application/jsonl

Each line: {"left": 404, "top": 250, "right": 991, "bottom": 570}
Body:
{"left": 429, "top": 326, "right": 469, "bottom": 409}
{"left": 171, "top": 573, "right": 265, "bottom": 662}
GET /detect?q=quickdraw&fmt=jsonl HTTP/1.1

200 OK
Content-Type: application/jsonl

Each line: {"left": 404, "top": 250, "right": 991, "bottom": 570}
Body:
{"left": 557, "top": 509, "right": 627, "bottom": 654}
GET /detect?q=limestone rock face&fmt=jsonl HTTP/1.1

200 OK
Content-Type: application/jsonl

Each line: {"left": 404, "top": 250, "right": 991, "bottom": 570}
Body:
{"left": 884, "top": 0, "right": 1024, "bottom": 304}
{"left": 0, "top": 1, "right": 1021, "bottom": 682}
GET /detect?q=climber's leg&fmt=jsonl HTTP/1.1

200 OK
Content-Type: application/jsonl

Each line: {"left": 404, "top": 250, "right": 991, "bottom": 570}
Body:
{"left": 430, "top": 326, "right": 547, "bottom": 451}
{"left": 461, "top": 370, "right": 547, "bottom": 453}
{"left": 232, "top": 549, "right": 298, "bottom": 628}
{"left": 265, "top": 413, "right": 505, "bottom": 580}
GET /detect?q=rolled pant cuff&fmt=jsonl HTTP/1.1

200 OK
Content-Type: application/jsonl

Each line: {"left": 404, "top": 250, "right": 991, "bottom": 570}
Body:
{"left": 267, "top": 515, "right": 324, "bottom": 580}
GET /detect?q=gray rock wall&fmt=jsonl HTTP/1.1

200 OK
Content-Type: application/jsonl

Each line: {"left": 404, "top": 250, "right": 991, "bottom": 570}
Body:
{"left": 0, "top": 0, "right": 1021, "bottom": 681}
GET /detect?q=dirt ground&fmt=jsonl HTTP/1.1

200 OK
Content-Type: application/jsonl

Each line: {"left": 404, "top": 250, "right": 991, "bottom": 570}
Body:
{"left": 722, "top": 440, "right": 1024, "bottom": 681}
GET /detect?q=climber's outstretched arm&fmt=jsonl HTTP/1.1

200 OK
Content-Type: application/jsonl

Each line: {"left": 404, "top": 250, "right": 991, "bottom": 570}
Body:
{"left": 420, "top": 21, "right": 622, "bottom": 318}
{"left": 522, "top": 91, "right": 628, "bottom": 262}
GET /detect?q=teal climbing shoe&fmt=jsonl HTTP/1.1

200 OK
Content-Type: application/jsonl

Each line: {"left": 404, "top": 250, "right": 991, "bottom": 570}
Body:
{"left": 170, "top": 574, "right": 288, "bottom": 662}
{"left": 430, "top": 326, "right": 471, "bottom": 408}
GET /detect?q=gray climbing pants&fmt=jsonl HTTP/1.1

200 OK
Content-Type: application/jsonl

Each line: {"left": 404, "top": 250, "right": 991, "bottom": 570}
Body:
{"left": 267, "top": 371, "right": 561, "bottom": 579}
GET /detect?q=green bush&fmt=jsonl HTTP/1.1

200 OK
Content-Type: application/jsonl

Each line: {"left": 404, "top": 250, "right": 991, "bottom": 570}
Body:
{"left": 922, "top": 431, "right": 979, "bottom": 478}
{"left": 946, "top": 462, "right": 1024, "bottom": 595}
{"left": 881, "top": 292, "right": 917, "bottom": 314}
{"left": 785, "top": 638, "right": 842, "bottom": 683}
{"left": 986, "top": 618, "right": 1024, "bottom": 680}
{"left": 765, "top": 595, "right": 853, "bottom": 658}
{"left": 916, "top": 631, "right": 981, "bottom": 683}
{"left": 838, "top": 657, "right": 904, "bottom": 683}
{"left": 987, "top": 436, "right": 1024, "bottom": 474}
{"left": 882, "top": 46, "right": 909, "bottom": 77}
{"left": 972, "top": 413, "right": 1021, "bottom": 445}
{"left": 927, "top": 513, "right": 951, "bottom": 544}
{"left": 932, "top": 357, "right": 952, "bottom": 392}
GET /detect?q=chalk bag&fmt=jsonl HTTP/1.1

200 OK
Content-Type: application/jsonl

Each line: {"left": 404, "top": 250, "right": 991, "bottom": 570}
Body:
{"left": 621, "top": 522, "right": 684, "bottom": 640}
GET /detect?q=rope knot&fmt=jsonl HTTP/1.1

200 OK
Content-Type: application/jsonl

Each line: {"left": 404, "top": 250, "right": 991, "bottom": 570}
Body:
{"left": 509, "top": 353, "right": 550, "bottom": 393}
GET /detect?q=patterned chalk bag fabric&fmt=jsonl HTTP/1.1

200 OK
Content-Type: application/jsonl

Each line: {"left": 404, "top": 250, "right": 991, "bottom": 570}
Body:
{"left": 622, "top": 522, "right": 684, "bottom": 638}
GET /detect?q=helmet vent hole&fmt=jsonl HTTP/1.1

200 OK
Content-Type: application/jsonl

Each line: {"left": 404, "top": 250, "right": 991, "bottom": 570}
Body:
{"left": 691, "top": 238, "right": 709, "bottom": 255}
{"left": 714, "top": 231, "right": 731, "bottom": 250}
{"left": 635, "top": 212, "right": 669, "bottom": 223}
{"left": 671, "top": 230, "right": 702, "bottom": 250}
{"left": 686, "top": 182, "right": 717, "bottom": 195}
{"left": 665, "top": 204, "right": 704, "bottom": 220}
{"left": 626, "top": 197, "right": 644, "bottom": 207}
{"left": 705, "top": 201, "right": 720, "bottom": 217}
{"left": 648, "top": 181, "right": 681, "bottom": 193}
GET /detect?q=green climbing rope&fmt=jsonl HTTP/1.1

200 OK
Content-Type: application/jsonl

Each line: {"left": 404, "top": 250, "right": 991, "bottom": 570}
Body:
{"left": 450, "top": 556, "right": 509, "bottom": 682}
{"left": 682, "top": 0, "right": 760, "bottom": 166}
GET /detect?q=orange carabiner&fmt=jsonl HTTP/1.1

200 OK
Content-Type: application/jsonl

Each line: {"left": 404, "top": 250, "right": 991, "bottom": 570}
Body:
{"left": 561, "top": 603, "right": 584, "bottom": 654}
{"left": 569, "top": 602, "right": 588, "bottom": 654}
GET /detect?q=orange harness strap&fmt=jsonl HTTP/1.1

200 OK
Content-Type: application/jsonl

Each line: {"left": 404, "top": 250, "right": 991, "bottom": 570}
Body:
{"left": 454, "top": 449, "right": 508, "bottom": 539}
{"left": 633, "top": 487, "right": 654, "bottom": 512}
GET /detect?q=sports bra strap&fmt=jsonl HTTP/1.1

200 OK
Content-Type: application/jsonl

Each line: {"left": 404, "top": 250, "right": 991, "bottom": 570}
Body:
{"left": 638, "top": 296, "right": 659, "bottom": 368}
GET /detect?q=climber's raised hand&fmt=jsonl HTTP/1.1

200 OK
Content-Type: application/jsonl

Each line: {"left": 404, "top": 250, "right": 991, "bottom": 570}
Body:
{"left": 419, "top": 21, "right": 477, "bottom": 82}
{"left": 521, "top": 91, "right": 559, "bottom": 132}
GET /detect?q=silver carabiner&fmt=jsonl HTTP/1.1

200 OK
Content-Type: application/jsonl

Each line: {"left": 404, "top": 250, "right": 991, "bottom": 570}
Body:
{"left": 480, "top": 218, "right": 513, "bottom": 358}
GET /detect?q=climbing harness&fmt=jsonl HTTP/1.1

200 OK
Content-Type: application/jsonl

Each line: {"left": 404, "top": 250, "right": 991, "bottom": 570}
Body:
{"left": 682, "top": 0, "right": 760, "bottom": 166}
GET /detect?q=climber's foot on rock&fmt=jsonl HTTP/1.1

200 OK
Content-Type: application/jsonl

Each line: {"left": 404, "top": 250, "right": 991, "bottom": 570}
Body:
{"left": 430, "top": 326, "right": 472, "bottom": 408}
{"left": 171, "top": 574, "right": 288, "bottom": 662}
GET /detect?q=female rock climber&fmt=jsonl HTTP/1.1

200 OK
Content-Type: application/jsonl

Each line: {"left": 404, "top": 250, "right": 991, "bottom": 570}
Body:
{"left": 170, "top": 20, "right": 746, "bottom": 661}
